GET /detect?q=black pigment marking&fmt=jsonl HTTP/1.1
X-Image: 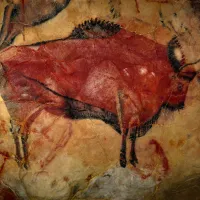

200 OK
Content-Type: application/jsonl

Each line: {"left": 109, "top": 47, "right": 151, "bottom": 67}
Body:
{"left": 159, "top": 10, "right": 171, "bottom": 30}
{"left": 1, "top": 17, "right": 121, "bottom": 48}
{"left": 178, "top": 72, "right": 197, "bottom": 81}
{"left": 167, "top": 36, "right": 185, "bottom": 73}
{"left": 108, "top": 0, "right": 121, "bottom": 19}
{"left": 162, "top": 102, "right": 184, "bottom": 111}
{"left": 10, "top": 5, "right": 20, "bottom": 20}
{"left": 120, "top": 130, "right": 128, "bottom": 168}
{"left": 65, "top": 98, "right": 121, "bottom": 133}
{"left": 159, "top": 10, "right": 166, "bottom": 27}
{"left": 130, "top": 130, "right": 138, "bottom": 166}
{"left": 32, "top": 19, "right": 121, "bottom": 46}
{"left": 131, "top": 109, "right": 162, "bottom": 139}
{"left": 69, "top": 18, "right": 121, "bottom": 39}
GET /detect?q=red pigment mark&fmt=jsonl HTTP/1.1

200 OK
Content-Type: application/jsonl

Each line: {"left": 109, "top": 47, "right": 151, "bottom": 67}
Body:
{"left": 63, "top": 176, "right": 69, "bottom": 182}
{"left": 24, "top": 106, "right": 47, "bottom": 135}
{"left": 40, "top": 123, "right": 73, "bottom": 169}
{"left": 149, "top": 139, "right": 169, "bottom": 175}
{"left": 141, "top": 173, "right": 152, "bottom": 179}
{"left": 0, "top": 151, "right": 10, "bottom": 174}
{"left": 20, "top": 0, "right": 25, "bottom": 18}
{"left": 19, "top": 0, "right": 25, "bottom": 25}
{"left": 0, "top": 120, "right": 8, "bottom": 134}
{"left": 135, "top": 0, "right": 140, "bottom": 13}
{"left": 39, "top": 114, "right": 65, "bottom": 143}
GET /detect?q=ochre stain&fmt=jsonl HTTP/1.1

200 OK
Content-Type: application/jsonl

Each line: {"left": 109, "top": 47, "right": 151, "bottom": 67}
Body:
{"left": 169, "top": 139, "right": 175, "bottom": 146}
{"left": 177, "top": 139, "right": 185, "bottom": 147}
{"left": 0, "top": 120, "right": 8, "bottom": 135}
{"left": 63, "top": 176, "right": 69, "bottom": 182}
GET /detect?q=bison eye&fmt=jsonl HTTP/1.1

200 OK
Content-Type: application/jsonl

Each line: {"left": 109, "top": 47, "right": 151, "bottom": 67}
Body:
{"left": 167, "top": 36, "right": 185, "bottom": 73}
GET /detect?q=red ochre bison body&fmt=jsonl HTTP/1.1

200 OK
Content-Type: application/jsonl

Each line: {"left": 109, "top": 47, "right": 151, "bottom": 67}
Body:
{"left": 0, "top": 27, "right": 191, "bottom": 167}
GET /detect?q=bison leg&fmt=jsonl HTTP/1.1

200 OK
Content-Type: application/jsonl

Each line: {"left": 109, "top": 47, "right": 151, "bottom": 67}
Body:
{"left": 21, "top": 133, "right": 28, "bottom": 169}
{"left": 120, "top": 129, "right": 128, "bottom": 168}
{"left": 129, "top": 129, "right": 138, "bottom": 166}
{"left": 116, "top": 91, "right": 128, "bottom": 168}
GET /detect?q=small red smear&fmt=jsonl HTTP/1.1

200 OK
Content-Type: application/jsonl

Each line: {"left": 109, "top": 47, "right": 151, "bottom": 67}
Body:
{"left": 0, "top": 120, "right": 8, "bottom": 134}
{"left": 135, "top": 0, "right": 140, "bottom": 13}
{"left": 149, "top": 139, "right": 169, "bottom": 175}
{"left": 24, "top": 107, "right": 45, "bottom": 134}
{"left": 0, "top": 151, "right": 9, "bottom": 159}
{"left": 0, "top": 151, "right": 10, "bottom": 174}
{"left": 63, "top": 176, "right": 69, "bottom": 182}
{"left": 141, "top": 173, "right": 151, "bottom": 179}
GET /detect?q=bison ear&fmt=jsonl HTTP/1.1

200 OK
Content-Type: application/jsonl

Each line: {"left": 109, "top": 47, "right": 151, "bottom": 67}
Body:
{"left": 167, "top": 36, "right": 185, "bottom": 73}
